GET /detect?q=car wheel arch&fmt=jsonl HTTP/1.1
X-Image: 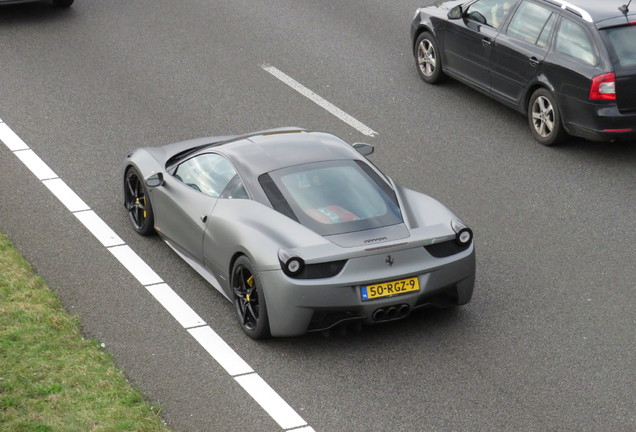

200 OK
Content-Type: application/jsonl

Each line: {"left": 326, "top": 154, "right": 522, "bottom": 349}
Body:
{"left": 412, "top": 25, "right": 435, "bottom": 55}
{"left": 523, "top": 77, "right": 557, "bottom": 115}
{"left": 229, "top": 252, "right": 248, "bottom": 281}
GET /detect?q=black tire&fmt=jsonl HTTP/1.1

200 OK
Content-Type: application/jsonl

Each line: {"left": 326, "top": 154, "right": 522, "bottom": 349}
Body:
{"left": 51, "top": 0, "right": 74, "bottom": 7}
{"left": 528, "top": 88, "right": 567, "bottom": 146}
{"left": 124, "top": 167, "right": 155, "bottom": 236}
{"left": 415, "top": 32, "right": 445, "bottom": 84}
{"left": 231, "top": 256, "right": 270, "bottom": 339}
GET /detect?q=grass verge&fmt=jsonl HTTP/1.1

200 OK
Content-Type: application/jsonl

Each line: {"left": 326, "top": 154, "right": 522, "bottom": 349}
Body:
{"left": 0, "top": 231, "right": 173, "bottom": 432}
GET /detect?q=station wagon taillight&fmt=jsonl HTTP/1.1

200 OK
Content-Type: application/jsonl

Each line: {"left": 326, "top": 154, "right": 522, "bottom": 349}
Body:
{"left": 589, "top": 73, "right": 616, "bottom": 100}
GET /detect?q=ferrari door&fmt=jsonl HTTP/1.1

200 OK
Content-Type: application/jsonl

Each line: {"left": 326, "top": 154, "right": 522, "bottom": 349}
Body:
{"left": 152, "top": 152, "right": 238, "bottom": 261}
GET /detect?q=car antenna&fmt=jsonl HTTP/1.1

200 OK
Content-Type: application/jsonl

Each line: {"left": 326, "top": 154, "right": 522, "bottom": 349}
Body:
{"left": 619, "top": 0, "right": 632, "bottom": 15}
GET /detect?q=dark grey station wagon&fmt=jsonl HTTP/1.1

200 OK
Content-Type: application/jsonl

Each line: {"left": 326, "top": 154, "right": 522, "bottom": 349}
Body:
{"left": 411, "top": 0, "right": 636, "bottom": 145}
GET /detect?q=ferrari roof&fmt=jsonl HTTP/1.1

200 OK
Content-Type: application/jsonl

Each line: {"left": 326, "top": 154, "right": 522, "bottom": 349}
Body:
{"left": 213, "top": 129, "right": 366, "bottom": 179}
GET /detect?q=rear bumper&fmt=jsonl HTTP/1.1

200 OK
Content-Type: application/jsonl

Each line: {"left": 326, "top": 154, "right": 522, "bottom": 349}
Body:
{"left": 259, "top": 246, "right": 476, "bottom": 337}
{"left": 560, "top": 96, "right": 636, "bottom": 142}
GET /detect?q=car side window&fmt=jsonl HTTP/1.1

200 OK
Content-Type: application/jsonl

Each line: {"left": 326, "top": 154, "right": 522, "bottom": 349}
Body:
{"left": 506, "top": 1, "right": 555, "bottom": 46}
{"left": 466, "top": 0, "right": 512, "bottom": 29}
{"left": 604, "top": 26, "right": 636, "bottom": 67}
{"left": 220, "top": 174, "right": 249, "bottom": 199}
{"left": 555, "top": 19, "right": 597, "bottom": 65}
{"left": 174, "top": 153, "right": 241, "bottom": 198}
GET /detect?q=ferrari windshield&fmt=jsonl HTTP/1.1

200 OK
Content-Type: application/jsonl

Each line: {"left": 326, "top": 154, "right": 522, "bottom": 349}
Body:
{"left": 260, "top": 160, "right": 403, "bottom": 235}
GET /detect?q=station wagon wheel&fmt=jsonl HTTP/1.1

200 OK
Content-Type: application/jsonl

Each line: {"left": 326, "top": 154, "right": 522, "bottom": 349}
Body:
{"left": 124, "top": 167, "right": 155, "bottom": 236}
{"left": 415, "top": 32, "right": 445, "bottom": 84}
{"left": 231, "top": 256, "right": 270, "bottom": 339}
{"left": 528, "top": 88, "right": 566, "bottom": 146}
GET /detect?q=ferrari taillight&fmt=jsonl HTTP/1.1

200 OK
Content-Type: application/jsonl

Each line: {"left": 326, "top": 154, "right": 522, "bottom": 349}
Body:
{"left": 589, "top": 73, "right": 616, "bottom": 100}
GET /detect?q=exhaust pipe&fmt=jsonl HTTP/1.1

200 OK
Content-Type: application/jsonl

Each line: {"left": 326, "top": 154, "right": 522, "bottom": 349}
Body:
{"left": 398, "top": 304, "right": 410, "bottom": 317}
{"left": 372, "top": 304, "right": 411, "bottom": 322}
{"left": 372, "top": 308, "right": 387, "bottom": 321}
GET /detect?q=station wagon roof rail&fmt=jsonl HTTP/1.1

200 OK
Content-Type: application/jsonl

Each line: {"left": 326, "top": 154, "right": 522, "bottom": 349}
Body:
{"left": 544, "top": 0, "right": 593, "bottom": 22}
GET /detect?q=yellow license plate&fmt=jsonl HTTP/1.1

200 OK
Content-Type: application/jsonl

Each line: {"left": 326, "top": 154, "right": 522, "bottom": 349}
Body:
{"left": 361, "top": 277, "right": 420, "bottom": 301}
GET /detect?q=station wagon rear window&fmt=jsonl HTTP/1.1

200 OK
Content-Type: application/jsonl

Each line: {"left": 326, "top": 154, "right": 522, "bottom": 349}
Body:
{"left": 260, "top": 160, "right": 403, "bottom": 235}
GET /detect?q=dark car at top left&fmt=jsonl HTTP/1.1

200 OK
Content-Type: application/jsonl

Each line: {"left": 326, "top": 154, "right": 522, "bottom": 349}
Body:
{"left": 0, "top": 0, "right": 73, "bottom": 7}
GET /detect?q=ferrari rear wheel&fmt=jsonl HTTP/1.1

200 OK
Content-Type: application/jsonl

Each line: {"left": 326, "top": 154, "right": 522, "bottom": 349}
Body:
{"left": 124, "top": 167, "right": 155, "bottom": 236}
{"left": 231, "top": 256, "right": 270, "bottom": 339}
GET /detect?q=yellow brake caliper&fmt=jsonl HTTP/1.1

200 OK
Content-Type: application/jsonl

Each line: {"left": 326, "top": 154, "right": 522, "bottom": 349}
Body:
{"left": 135, "top": 197, "right": 147, "bottom": 218}
{"left": 246, "top": 275, "right": 254, "bottom": 302}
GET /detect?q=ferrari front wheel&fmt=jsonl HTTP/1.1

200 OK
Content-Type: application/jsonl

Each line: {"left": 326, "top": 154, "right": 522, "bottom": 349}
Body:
{"left": 231, "top": 256, "right": 270, "bottom": 339}
{"left": 124, "top": 167, "right": 155, "bottom": 236}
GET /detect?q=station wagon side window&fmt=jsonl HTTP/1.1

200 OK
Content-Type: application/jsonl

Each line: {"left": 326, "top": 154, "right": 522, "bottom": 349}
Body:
{"left": 174, "top": 153, "right": 246, "bottom": 198}
{"left": 555, "top": 19, "right": 597, "bottom": 65}
{"left": 465, "top": 0, "right": 511, "bottom": 29}
{"left": 506, "top": 1, "right": 555, "bottom": 47}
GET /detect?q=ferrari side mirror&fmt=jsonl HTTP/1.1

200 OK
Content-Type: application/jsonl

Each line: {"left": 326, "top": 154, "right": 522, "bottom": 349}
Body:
{"left": 146, "top": 172, "right": 164, "bottom": 188}
{"left": 353, "top": 142, "right": 374, "bottom": 156}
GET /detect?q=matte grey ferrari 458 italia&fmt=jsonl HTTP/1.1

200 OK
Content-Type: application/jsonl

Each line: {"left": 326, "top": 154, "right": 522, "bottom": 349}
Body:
{"left": 123, "top": 128, "right": 475, "bottom": 338}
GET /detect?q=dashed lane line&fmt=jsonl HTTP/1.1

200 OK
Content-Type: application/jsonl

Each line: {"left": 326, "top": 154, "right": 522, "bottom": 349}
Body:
{"left": 262, "top": 64, "right": 378, "bottom": 137}
{"left": 0, "top": 119, "right": 315, "bottom": 432}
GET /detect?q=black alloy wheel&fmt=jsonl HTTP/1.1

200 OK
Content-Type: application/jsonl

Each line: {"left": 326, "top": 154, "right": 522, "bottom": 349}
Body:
{"left": 415, "top": 32, "right": 445, "bottom": 84}
{"left": 232, "top": 256, "right": 270, "bottom": 339}
{"left": 124, "top": 167, "right": 155, "bottom": 236}
{"left": 528, "top": 88, "right": 566, "bottom": 146}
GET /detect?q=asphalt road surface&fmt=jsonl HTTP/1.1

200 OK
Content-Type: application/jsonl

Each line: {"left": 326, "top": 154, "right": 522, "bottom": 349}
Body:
{"left": 1, "top": 1, "right": 634, "bottom": 431}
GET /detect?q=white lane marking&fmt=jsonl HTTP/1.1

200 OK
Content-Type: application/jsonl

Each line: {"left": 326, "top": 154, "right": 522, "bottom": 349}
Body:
{"left": 13, "top": 149, "right": 58, "bottom": 180}
{"left": 262, "top": 65, "right": 378, "bottom": 137}
{"left": 41, "top": 178, "right": 91, "bottom": 212}
{"left": 74, "top": 210, "right": 125, "bottom": 248}
{"left": 235, "top": 373, "right": 311, "bottom": 431}
{"left": 188, "top": 326, "right": 254, "bottom": 376}
{"left": 146, "top": 283, "right": 206, "bottom": 329}
{"left": 0, "top": 119, "right": 314, "bottom": 431}
{"left": 108, "top": 245, "right": 164, "bottom": 286}
{"left": 0, "top": 122, "right": 28, "bottom": 150}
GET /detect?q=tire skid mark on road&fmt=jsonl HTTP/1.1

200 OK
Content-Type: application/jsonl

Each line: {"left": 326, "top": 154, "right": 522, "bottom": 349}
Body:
{"left": 0, "top": 119, "right": 315, "bottom": 432}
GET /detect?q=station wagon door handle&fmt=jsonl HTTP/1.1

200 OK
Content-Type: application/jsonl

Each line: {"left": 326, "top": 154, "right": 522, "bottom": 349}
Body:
{"left": 529, "top": 57, "right": 541, "bottom": 67}
{"left": 481, "top": 37, "right": 492, "bottom": 47}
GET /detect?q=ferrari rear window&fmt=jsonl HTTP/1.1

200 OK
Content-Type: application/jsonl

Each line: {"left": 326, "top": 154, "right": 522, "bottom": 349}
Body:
{"left": 260, "top": 160, "right": 402, "bottom": 236}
